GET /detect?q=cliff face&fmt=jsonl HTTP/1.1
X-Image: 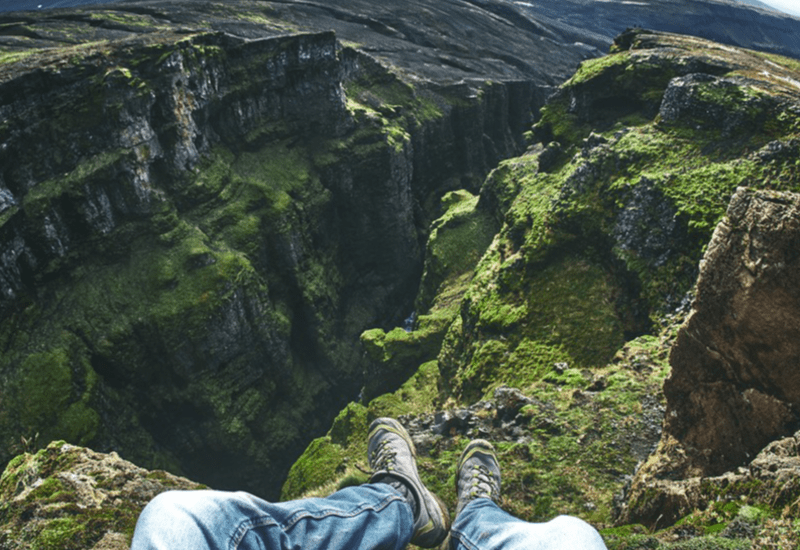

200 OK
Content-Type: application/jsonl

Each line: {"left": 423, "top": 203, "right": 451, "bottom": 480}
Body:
{"left": 620, "top": 187, "right": 800, "bottom": 529}
{"left": 0, "top": 17, "right": 546, "bottom": 498}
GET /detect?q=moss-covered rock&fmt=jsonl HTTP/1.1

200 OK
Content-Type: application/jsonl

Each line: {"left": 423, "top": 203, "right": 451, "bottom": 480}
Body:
{"left": 360, "top": 189, "right": 497, "bottom": 401}
{"left": 0, "top": 441, "right": 203, "bottom": 550}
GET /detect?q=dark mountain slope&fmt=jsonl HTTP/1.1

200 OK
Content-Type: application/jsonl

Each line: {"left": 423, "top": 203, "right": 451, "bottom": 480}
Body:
{"left": 2, "top": 0, "right": 800, "bottom": 63}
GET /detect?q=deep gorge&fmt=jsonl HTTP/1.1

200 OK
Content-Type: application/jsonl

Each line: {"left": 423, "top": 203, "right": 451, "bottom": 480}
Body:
{"left": 0, "top": 26, "right": 549, "bottom": 498}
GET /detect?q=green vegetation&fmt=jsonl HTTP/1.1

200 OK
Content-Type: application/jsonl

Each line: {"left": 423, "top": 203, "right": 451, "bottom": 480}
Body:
{"left": 0, "top": 49, "right": 37, "bottom": 65}
{"left": 343, "top": 48, "right": 446, "bottom": 155}
{"left": 89, "top": 11, "right": 158, "bottom": 29}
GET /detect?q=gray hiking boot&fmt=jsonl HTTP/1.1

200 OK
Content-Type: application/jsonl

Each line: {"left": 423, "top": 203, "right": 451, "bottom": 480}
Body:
{"left": 368, "top": 417, "right": 451, "bottom": 548}
{"left": 455, "top": 439, "right": 502, "bottom": 519}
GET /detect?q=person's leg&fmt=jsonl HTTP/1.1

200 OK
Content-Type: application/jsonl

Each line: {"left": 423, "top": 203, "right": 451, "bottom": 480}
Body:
{"left": 130, "top": 483, "right": 414, "bottom": 550}
{"left": 449, "top": 439, "right": 607, "bottom": 550}
{"left": 131, "top": 416, "right": 449, "bottom": 550}
{"left": 451, "top": 499, "right": 607, "bottom": 550}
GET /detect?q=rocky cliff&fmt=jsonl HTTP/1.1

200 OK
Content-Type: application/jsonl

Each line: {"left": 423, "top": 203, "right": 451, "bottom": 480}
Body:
{"left": 0, "top": 2, "right": 570, "bottom": 499}
{"left": 618, "top": 187, "right": 800, "bottom": 531}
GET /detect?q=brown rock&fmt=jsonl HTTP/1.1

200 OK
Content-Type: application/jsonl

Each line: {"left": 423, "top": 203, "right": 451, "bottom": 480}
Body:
{"left": 620, "top": 430, "right": 800, "bottom": 529}
{"left": 621, "top": 187, "right": 800, "bottom": 527}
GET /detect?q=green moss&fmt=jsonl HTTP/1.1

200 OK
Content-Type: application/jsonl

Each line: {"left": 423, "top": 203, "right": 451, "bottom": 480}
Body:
{"left": 14, "top": 349, "right": 74, "bottom": 428}
{"left": 669, "top": 538, "right": 750, "bottom": 549}
{"left": 361, "top": 327, "right": 447, "bottom": 401}
{"left": 30, "top": 477, "right": 72, "bottom": 504}
{"left": 89, "top": 11, "right": 157, "bottom": 28}
{"left": 570, "top": 52, "right": 633, "bottom": 85}
{"left": 368, "top": 361, "right": 443, "bottom": 418}
{"left": 536, "top": 99, "right": 592, "bottom": 149}
{"left": 23, "top": 149, "right": 126, "bottom": 218}
{"left": 0, "top": 49, "right": 37, "bottom": 65}
{"left": 36, "top": 517, "right": 87, "bottom": 549}
{"left": 342, "top": 53, "right": 445, "bottom": 157}
{"left": 280, "top": 437, "right": 348, "bottom": 501}
{"left": 453, "top": 253, "right": 625, "bottom": 400}
{"left": 329, "top": 402, "right": 369, "bottom": 447}
{"left": 8, "top": 335, "right": 100, "bottom": 449}
{"left": 417, "top": 190, "right": 498, "bottom": 312}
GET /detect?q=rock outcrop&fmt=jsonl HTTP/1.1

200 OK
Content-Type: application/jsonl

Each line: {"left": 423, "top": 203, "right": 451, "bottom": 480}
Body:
{"left": 0, "top": 441, "right": 202, "bottom": 550}
{"left": 620, "top": 187, "right": 800, "bottom": 528}
{"left": 615, "top": 429, "right": 800, "bottom": 534}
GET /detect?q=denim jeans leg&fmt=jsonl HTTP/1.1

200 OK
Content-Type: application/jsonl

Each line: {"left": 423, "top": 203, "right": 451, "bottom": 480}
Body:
{"left": 450, "top": 499, "right": 607, "bottom": 550}
{"left": 130, "top": 483, "right": 415, "bottom": 550}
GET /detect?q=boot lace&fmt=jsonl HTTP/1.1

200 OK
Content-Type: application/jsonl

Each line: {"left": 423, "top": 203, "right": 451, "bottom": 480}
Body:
{"left": 372, "top": 440, "right": 398, "bottom": 473}
{"left": 467, "top": 464, "right": 499, "bottom": 500}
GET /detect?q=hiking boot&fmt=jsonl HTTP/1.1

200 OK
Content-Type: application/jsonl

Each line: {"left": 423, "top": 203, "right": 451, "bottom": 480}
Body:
{"left": 455, "top": 439, "right": 501, "bottom": 519}
{"left": 368, "top": 417, "right": 451, "bottom": 548}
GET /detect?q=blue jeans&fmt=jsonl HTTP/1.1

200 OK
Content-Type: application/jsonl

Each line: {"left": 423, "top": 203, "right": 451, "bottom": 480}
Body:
{"left": 451, "top": 498, "right": 607, "bottom": 550}
{"left": 131, "top": 484, "right": 607, "bottom": 550}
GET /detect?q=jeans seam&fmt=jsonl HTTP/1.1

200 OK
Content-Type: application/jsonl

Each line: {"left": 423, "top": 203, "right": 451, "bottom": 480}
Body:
{"left": 450, "top": 528, "right": 480, "bottom": 550}
{"left": 283, "top": 493, "right": 406, "bottom": 530}
{"left": 230, "top": 515, "right": 278, "bottom": 550}
{"left": 229, "top": 492, "right": 407, "bottom": 549}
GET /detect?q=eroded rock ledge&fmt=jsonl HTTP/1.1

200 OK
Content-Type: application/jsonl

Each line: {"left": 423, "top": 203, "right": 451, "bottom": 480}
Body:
{"left": 621, "top": 187, "right": 800, "bottom": 528}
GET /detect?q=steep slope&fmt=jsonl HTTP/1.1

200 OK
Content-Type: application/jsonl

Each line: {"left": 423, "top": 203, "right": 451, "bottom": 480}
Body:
{"left": 285, "top": 28, "right": 800, "bottom": 549}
